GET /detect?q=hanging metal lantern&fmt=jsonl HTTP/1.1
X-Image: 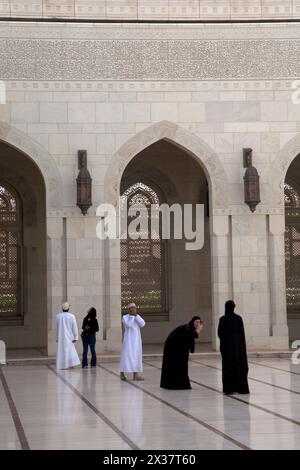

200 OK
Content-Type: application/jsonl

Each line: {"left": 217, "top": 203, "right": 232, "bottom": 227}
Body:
{"left": 243, "top": 148, "right": 260, "bottom": 213}
{"left": 76, "top": 149, "right": 92, "bottom": 216}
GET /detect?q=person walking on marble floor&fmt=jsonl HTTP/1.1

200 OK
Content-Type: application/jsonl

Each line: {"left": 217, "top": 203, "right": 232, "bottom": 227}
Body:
{"left": 56, "top": 302, "right": 81, "bottom": 370}
{"left": 119, "top": 302, "right": 146, "bottom": 381}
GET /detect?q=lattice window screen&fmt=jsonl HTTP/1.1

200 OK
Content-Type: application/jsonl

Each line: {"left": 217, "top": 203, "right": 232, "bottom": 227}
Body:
{"left": 285, "top": 182, "right": 300, "bottom": 318}
{"left": 0, "top": 183, "right": 22, "bottom": 320}
{"left": 121, "top": 182, "right": 168, "bottom": 317}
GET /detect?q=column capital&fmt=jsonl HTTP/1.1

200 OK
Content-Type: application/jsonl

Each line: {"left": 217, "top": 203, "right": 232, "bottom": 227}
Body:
{"left": 269, "top": 214, "right": 285, "bottom": 236}
{"left": 211, "top": 214, "right": 229, "bottom": 237}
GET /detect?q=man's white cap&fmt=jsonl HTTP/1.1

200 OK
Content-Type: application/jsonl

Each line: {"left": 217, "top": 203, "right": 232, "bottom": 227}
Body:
{"left": 62, "top": 302, "right": 70, "bottom": 310}
{"left": 128, "top": 302, "right": 136, "bottom": 309}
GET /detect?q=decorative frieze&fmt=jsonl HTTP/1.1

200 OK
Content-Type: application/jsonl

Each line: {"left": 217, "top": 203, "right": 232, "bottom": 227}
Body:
{"left": 3, "top": 79, "right": 297, "bottom": 92}
{"left": 212, "top": 207, "right": 284, "bottom": 215}
{"left": 0, "top": 38, "right": 299, "bottom": 80}
{"left": 1, "top": 0, "right": 300, "bottom": 21}
{"left": 46, "top": 204, "right": 285, "bottom": 219}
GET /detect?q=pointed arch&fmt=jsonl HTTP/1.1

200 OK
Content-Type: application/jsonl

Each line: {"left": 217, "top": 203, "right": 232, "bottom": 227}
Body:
{"left": 268, "top": 133, "right": 300, "bottom": 208}
{"left": 104, "top": 121, "right": 228, "bottom": 210}
{"left": 0, "top": 123, "right": 63, "bottom": 211}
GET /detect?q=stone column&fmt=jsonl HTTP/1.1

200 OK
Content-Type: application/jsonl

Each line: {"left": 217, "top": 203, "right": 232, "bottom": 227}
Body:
{"left": 103, "top": 237, "right": 122, "bottom": 352}
{"left": 210, "top": 214, "right": 232, "bottom": 350}
{"left": 46, "top": 216, "right": 65, "bottom": 356}
{"left": 231, "top": 214, "right": 270, "bottom": 349}
{"left": 64, "top": 216, "right": 122, "bottom": 353}
{"left": 268, "top": 214, "right": 289, "bottom": 349}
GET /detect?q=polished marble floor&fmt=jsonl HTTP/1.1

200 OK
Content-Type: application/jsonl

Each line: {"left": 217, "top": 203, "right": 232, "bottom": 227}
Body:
{"left": 5, "top": 342, "right": 214, "bottom": 360}
{"left": 1, "top": 357, "right": 300, "bottom": 450}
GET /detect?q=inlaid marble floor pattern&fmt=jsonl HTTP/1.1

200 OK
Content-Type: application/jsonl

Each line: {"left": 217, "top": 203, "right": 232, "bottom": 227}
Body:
{"left": 1, "top": 357, "right": 300, "bottom": 450}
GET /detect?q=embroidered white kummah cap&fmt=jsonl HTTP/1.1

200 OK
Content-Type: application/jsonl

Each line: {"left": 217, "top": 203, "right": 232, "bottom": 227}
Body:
{"left": 128, "top": 302, "right": 137, "bottom": 309}
{"left": 62, "top": 302, "right": 70, "bottom": 310}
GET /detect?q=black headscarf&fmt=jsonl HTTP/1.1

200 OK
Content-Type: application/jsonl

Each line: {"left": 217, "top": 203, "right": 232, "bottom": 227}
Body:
{"left": 225, "top": 300, "right": 235, "bottom": 315}
{"left": 82, "top": 307, "right": 99, "bottom": 336}
{"left": 85, "top": 307, "right": 97, "bottom": 321}
{"left": 188, "top": 316, "right": 201, "bottom": 331}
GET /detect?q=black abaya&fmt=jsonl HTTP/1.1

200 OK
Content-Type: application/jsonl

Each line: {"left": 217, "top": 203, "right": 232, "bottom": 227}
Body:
{"left": 160, "top": 322, "right": 198, "bottom": 390}
{"left": 218, "top": 307, "right": 249, "bottom": 395}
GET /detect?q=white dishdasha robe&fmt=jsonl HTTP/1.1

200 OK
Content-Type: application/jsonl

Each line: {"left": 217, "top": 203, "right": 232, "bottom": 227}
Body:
{"left": 56, "top": 312, "right": 81, "bottom": 370}
{"left": 119, "top": 314, "right": 145, "bottom": 373}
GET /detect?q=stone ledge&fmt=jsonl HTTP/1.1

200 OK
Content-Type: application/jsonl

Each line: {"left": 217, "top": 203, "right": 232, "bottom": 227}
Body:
{"left": 1, "top": 1, "right": 300, "bottom": 22}
{"left": 4, "top": 349, "right": 292, "bottom": 366}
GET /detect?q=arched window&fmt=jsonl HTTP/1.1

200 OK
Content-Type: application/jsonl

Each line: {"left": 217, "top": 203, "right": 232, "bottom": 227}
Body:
{"left": 285, "top": 181, "right": 300, "bottom": 318}
{"left": 0, "top": 182, "right": 23, "bottom": 324}
{"left": 121, "top": 182, "right": 168, "bottom": 320}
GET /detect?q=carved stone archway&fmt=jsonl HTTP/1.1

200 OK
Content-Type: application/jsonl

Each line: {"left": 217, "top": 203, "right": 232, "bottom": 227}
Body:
{"left": 104, "top": 121, "right": 228, "bottom": 210}
{"left": 0, "top": 123, "right": 63, "bottom": 211}
{"left": 268, "top": 133, "right": 300, "bottom": 208}
{"left": 102, "top": 121, "right": 229, "bottom": 351}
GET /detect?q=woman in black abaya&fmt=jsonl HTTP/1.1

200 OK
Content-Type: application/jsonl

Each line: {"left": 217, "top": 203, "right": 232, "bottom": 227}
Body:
{"left": 160, "top": 316, "right": 203, "bottom": 390}
{"left": 218, "top": 300, "right": 250, "bottom": 395}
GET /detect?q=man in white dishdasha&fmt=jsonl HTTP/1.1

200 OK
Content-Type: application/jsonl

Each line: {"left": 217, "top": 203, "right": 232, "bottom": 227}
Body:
{"left": 119, "top": 302, "right": 145, "bottom": 381}
{"left": 56, "top": 302, "right": 81, "bottom": 370}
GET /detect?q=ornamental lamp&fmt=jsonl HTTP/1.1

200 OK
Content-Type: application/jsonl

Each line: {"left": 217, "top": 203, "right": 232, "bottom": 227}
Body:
{"left": 76, "top": 149, "right": 92, "bottom": 216}
{"left": 243, "top": 148, "right": 260, "bottom": 213}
